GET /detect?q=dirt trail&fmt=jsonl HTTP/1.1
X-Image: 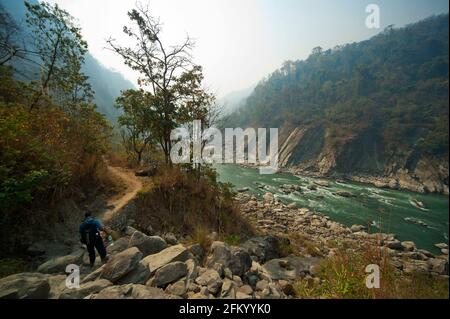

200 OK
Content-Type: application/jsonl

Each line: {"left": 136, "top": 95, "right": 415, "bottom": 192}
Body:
{"left": 100, "top": 165, "right": 143, "bottom": 224}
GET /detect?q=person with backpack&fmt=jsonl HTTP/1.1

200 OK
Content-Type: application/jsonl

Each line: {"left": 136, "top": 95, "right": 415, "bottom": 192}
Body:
{"left": 79, "top": 212, "right": 108, "bottom": 267}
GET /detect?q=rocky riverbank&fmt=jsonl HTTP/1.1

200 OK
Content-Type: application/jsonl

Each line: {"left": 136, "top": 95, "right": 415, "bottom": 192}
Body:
{"left": 1, "top": 190, "right": 448, "bottom": 299}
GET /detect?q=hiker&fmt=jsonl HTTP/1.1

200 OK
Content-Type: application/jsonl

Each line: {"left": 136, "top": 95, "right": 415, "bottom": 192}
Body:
{"left": 79, "top": 212, "right": 108, "bottom": 267}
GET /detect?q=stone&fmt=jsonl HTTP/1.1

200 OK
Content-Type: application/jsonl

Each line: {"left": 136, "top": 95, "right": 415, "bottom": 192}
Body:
{"left": 59, "top": 279, "right": 112, "bottom": 299}
{"left": 141, "top": 244, "right": 190, "bottom": 274}
{"left": 128, "top": 231, "right": 167, "bottom": 257}
{"left": 162, "top": 232, "right": 178, "bottom": 245}
{"left": 401, "top": 241, "right": 416, "bottom": 252}
{"left": 435, "top": 243, "right": 449, "bottom": 250}
{"left": 152, "top": 261, "right": 187, "bottom": 287}
{"left": 0, "top": 273, "right": 50, "bottom": 299}
{"left": 195, "top": 269, "right": 223, "bottom": 295}
{"left": 220, "top": 278, "right": 236, "bottom": 299}
{"left": 385, "top": 240, "right": 403, "bottom": 250}
{"left": 188, "top": 244, "right": 204, "bottom": 262}
{"left": 428, "top": 258, "right": 449, "bottom": 275}
{"left": 241, "top": 236, "right": 281, "bottom": 263}
{"left": 107, "top": 237, "right": 130, "bottom": 255}
{"left": 236, "top": 292, "right": 252, "bottom": 299}
{"left": 206, "top": 241, "right": 232, "bottom": 268}
{"left": 47, "top": 274, "right": 67, "bottom": 299}
{"left": 350, "top": 224, "right": 367, "bottom": 232}
{"left": 228, "top": 247, "right": 252, "bottom": 276}
{"left": 89, "top": 284, "right": 180, "bottom": 299}
{"left": 165, "top": 280, "right": 186, "bottom": 296}
{"left": 37, "top": 249, "right": 85, "bottom": 274}
{"left": 263, "top": 256, "right": 321, "bottom": 281}
{"left": 238, "top": 285, "right": 253, "bottom": 295}
{"left": 263, "top": 192, "right": 274, "bottom": 203}
{"left": 116, "top": 261, "right": 151, "bottom": 285}
{"left": 255, "top": 280, "right": 269, "bottom": 291}
{"left": 185, "top": 259, "right": 198, "bottom": 282}
{"left": 100, "top": 247, "right": 142, "bottom": 283}
{"left": 124, "top": 226, "right": 138, "bottom": 236}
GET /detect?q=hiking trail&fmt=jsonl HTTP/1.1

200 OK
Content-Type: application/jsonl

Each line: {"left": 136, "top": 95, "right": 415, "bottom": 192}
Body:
{"left": 100, "top": 165, "right": 143, "bottom": 224}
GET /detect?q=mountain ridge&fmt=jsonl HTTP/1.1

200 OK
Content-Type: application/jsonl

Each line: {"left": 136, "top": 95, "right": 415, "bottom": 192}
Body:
{"left": 225, "top": 14, "right": 449, "bottom": 194}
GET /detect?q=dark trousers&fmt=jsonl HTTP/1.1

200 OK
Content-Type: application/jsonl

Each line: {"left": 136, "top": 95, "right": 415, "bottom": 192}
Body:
{"left": 87, "top": 235, "right": 106, "bottom": 266}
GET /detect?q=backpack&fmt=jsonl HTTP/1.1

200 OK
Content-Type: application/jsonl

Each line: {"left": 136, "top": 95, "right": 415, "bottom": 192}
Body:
{"left": 81, "top": 220, "right": 98, "bottom": 245}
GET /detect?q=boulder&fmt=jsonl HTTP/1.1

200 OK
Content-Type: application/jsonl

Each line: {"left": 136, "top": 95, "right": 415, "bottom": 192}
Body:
{"left": 59, "top": 279, "right": 112, "bottom": 299}
{"left": 385, "top": 240, "right": 403, "bottom": 250}
{"left": 195, "top": 269, "right": 222, "bottom": 295}
{"left": 107, "top": 237, "right": 130, "bottom": 255}
{"left": 188, "top": 244, "right": 204, "bottom": 262}
{"left": 220, "top": 278, "right": 236, "bottom": 299}
{"left": 401, "top": 241, "right": 416, "bottom": 252}
{"left": 37, "top": 249, "right": 85, "bottom": 274}
{"left": 435, "top": 243, "right": 449, "bottom": 250}
{"left": 0, "top": 273, "right": 50, "bottom": 299}
{"left": 162, "top": 232, "right": 178, "bottom": 245}
{"left": 263, "top": 256, "right": 321, "bottom": 281}
{"left": 88, "top": 284, "right": 180, "bottom": 299}
{"left": 116, "top": 261, "right": 151, "bottom": 285}
{"left": 428, "top": 258, "right": 449, "bottom": 275}
{"left": 206, "top": 241, "right": 232, "bottom": 267}
{"left": 152, "top": 262, "right": 187, "bottom": 287}
{"left": 100, "top": 247, "right": 142, "bottom": 283}
{"left": 141, "top": 244, "right": 190, "bottom": 274}
{"left": 228, "top": 247, "right": 252, "bottom": 276}
{"left": 350, "top": 224, "right": 367, "bottom": 232}
{"left": 241, "top": 236, "right": 281, "bottom": 263}
{"left": 165, "top": 280, "right": 186, "bottom": 296}
{"left": 47, "top": 274, "right": 67, "bottom": 299}
{"left": 128, "top": 231, "right": 167, "bottom": 256}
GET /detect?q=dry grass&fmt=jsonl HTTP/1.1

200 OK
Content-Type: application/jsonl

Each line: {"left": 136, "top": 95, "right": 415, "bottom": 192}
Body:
{"left": 293, "top": 243, "right": 449, "bottom": 299}
{"left": 134, "top": 165, "right": 255, "bottom": 241}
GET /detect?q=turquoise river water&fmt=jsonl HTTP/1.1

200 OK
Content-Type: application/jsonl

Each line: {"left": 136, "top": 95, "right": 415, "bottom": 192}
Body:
{"left": 215, "top": 164, "right": 449, "bottom": 254}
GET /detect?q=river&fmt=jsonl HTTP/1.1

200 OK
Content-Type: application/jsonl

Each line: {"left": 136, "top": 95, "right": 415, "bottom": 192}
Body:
{"left": 215, "top": 164, "right": 449, "bottom": 254}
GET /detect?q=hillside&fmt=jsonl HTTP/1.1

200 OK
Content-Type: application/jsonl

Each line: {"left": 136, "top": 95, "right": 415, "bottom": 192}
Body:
{"left": 224, "top": 14, "right": 449, "bottom": 194}
{"left": 0, "top": 0, "right": 134, "bottom": 122}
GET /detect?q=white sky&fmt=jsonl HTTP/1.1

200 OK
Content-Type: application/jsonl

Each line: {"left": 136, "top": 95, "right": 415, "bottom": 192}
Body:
{"left": 45, "top": 0, "right": 449, "bottom": 98}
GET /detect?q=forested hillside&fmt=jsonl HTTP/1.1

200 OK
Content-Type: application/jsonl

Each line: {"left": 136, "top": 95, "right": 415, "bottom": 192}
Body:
{"left": 225, "top": 14, "right": 449, "bottom": 194}
{"left": 0, "top": 0, "right": 134, "bottom": 122}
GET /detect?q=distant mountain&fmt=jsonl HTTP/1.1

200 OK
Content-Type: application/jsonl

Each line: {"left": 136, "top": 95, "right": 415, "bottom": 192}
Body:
{"left": 0, "top": 0, "right": 134, "bottom": 123}
{"left": 225, "top": 14, "right": 449, "bottom": 194}
{"left": 219, "top": 85, "right": 255, "bottom": 116}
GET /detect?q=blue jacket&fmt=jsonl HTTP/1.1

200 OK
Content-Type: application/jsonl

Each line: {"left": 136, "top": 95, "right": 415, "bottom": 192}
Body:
{"left": 79, "top": 217, "right": 103, "bottom": 236}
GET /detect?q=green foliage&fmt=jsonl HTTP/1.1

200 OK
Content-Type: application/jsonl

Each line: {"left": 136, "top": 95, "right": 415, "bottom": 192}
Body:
{"left": 224, "top": 14, "right": 449, "bottom": 159}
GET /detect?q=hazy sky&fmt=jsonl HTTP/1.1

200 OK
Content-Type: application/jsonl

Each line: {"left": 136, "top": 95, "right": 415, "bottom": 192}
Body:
{"left": 45, "top": 0, "right": 449, "bottom": 98}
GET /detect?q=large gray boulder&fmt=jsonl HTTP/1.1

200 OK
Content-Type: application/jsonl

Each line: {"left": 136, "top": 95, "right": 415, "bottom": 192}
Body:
{"left": 87, "top": 284, "right": 180, "bottom": 299}
{"left": 152, "top": 261, "right": 187, "bottom": 287}
{"left": 0, "top": 273, "right": 50, "bottom": 299}
{"left": 141, "top": 244, "right": 190, "bottom": 274}
{"left": 195, "top": 269, "right": 223, "bottom": 295}
{"left": 37, "top": 249, "right": 85, "bottom": 274}
{"left": 428, "top": 258, "right": 449, "bottom": 275}
{"left": 100, "top": 247, "right": 142, "bottom": 282}
{"left": 241, "top": 236, "right": 281, "bottom": 263}
{"left": 107, "top": 237, "right": 131, "bottom": 255}
{"left": 206, "top": 242, "right": 251, "bottom": 276}
{"left": 59, "top": 279, "right": 112, "bottom": 299}
{"left": 228, "top": 247, "right": 252, "bottom": 276}
{"left": 206, "top": 241, "right": 232, "bottom": 267}
{"left": 263, "top": 256, "right": 321, "bottom": 280}
{"left": 128, "top": 231, "right": 167, "bottom": 257}
{"left": 116, "top": 261, "right": 151, "bottom": 285}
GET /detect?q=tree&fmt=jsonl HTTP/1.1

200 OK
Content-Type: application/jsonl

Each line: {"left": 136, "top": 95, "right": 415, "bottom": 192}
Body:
{"left": 108, "top": 4, "right": 216, "bottom": 164}
{"left": 25, "top": 1, "right": 91, "bottom": 110}
{"left": 115, "top": 89, "right": 155, "bottom": 165}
